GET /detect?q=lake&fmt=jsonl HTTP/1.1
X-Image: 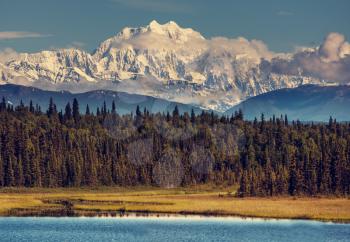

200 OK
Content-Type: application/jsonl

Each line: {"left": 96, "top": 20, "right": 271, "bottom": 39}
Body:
{"left": 0, "top": 216, "right": 349, "bottom": 242}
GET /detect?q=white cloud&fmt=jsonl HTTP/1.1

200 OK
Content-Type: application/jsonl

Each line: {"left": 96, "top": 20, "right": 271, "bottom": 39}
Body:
{"left": 319, "top": 32, "right": 350, "bottom": 62}
{"left": 268, "top": 32, "right": 350, "bottom": 83}
{"left": 67, "top": 41, "right": 86, "bottom": 49}
{"left": 0, "top": 48, "right": 19, "bottom": 63}
{"left": 207, "top": 37, "right": 275, "bottom": 61}
{"left": 0, "top": 31, "right": 51, "bottom": 40}
{"left": 109, "top": 21, "right": 276, "bottom": 62}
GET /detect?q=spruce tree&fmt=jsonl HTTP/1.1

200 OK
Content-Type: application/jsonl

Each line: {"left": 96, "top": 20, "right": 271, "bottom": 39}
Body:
{"left": 85, "top": 104, "right": 90, "bottom": 115}
{"left": 64, "top": 102, "right": 72, "bottom": 121}
{"left": 112, "top": 100, "right": 116, "bottom": 114}
{"left": 72, "top": 98, "right": 80, "bottom": 123}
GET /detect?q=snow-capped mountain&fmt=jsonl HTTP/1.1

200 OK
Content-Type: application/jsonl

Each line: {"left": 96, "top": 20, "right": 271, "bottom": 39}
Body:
{"left": 0, "top": 20, "right": 342, "bottom": 111}
{"left": 4, "top": 49, "right": 97, "bottom": 83}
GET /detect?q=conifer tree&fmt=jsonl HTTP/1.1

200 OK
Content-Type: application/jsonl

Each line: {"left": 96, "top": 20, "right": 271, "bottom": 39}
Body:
{"left": 112, "top": 100, "right": 116, "bottom": 114}
{"left": 85, "top": 104, "right": 90, "bottom": 115}
{"left": 64, "top": 102, "right": 72, "bottom": 121}
{"left": 72, "top": 98, "right": 80, "bottom": 123}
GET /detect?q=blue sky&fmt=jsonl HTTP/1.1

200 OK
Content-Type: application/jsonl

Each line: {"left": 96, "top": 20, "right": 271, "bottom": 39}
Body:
{"left": 0, "top": 0, "right": 349, "bottom": 53}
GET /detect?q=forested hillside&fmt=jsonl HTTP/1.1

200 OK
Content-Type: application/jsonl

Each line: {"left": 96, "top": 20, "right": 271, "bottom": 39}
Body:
{"left": 0, "top": 97, "right": 349, "bottom": 196}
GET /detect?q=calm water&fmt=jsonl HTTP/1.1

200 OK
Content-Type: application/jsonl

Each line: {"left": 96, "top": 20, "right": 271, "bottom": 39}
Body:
{"left": 0, "top": 217, "right": 349, "bottom": 242}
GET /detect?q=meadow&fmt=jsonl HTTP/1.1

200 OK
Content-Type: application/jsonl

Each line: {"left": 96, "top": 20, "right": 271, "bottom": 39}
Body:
{"left": 0, "top": 186, "right": 349, "bottom": 223}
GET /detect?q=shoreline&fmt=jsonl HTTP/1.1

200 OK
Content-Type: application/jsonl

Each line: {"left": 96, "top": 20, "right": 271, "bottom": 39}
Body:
{"left": 1, "top": 188, "right": 349, "bottom": 224}
{"left": 4, "top": 209, "right": 350, "bottom": 224}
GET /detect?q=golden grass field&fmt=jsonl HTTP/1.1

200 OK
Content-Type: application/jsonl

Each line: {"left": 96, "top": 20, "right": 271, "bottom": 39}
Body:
{"left": 0, "top": 186, "right": 349, "bottom": 222}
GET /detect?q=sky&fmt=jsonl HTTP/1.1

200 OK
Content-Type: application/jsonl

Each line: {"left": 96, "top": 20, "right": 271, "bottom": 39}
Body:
{"left": 0, "top": 0, "right": 349, "bottom": 53}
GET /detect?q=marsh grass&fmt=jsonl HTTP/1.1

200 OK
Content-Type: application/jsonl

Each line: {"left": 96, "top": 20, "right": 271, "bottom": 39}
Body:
{"left": 0, "top": 186, "right": 349, "bottom": 222}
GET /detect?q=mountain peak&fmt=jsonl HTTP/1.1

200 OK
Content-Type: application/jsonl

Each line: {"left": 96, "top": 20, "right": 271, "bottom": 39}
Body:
{"left": 94, "top": 20, "right": 205, "bottom": 56}
{"left": 0, "top": 21, "right": 327, "bottom": 113}
{"left": 144, "top": 20, "right": 205, "bottom": 45}
{"left": 113, "top": 20, "right": 192, "bottom": 41}
{"left": 149, "top": 20, "right": 179, "bottom": 29}
{"left": 146, "top": 20, "right": 200, "bottom": 40}
{"left": 149, "top": 20, "right": 161, "bottom": 28}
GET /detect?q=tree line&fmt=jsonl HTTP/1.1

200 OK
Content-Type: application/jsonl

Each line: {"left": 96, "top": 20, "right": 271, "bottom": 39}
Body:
{"left": 0, "top": 97, "right": 349, "bottom": 196}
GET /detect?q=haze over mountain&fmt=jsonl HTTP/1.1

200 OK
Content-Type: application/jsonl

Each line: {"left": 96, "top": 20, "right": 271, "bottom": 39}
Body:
{"left": 225, "top": 84, "right": 350, "bottom": 121}
{"left": 0, "top": 21, "right": 349, "bottom": 112}
{"left": 0, "top": 84, "right": 202, "bottom": 115}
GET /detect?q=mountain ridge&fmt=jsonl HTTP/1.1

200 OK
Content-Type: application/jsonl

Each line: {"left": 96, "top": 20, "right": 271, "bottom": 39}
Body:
{"left": 225, "top": 84, "right": 350, "bottom": 121}
{"left": 1, "top": 20, "right": 348, "bottom": 112}
{"left": 0, "top": 83, "right": 203, "bottom": 115}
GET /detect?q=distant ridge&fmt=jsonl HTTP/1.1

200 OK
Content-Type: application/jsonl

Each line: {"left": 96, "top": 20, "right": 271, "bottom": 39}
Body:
{"left": 225, "top": 84, "right": 350, "bottom": 122}
{"left": 0, "top": 84, "right": 203, "bottom": 115}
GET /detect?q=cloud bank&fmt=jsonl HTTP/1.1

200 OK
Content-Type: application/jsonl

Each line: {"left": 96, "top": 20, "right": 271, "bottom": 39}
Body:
{"left": 0, "top": 31, "right": 51, "bottom": 40}
{"left": 110, "top": 26, "right": 275, "bottom": 63}
{"left": 267, "top": 32, "right": 350, "bottom": 83}
{"left": 0, "top": 48, "right": 19, "bottom": 62}
{"left": 1, "top": 22, "right": 349, "bottom": 86}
